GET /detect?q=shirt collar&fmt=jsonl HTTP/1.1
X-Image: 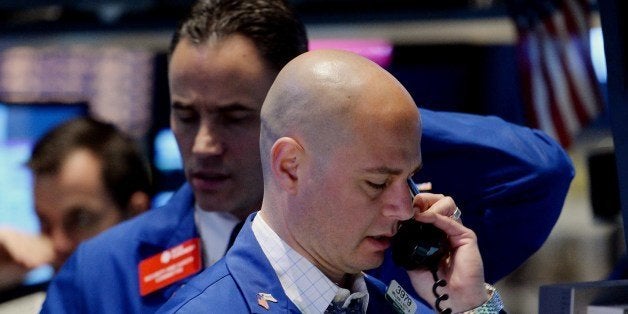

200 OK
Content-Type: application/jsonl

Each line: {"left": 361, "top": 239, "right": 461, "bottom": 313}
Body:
{"left": 252, "top": 214, "right": 369, "bottom": 313}
{"left": 194, "top": 204, "right": 240, "bottom": 267}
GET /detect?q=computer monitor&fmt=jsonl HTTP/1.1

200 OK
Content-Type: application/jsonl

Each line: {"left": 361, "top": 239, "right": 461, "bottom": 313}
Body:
{"left": 151, "top": 128, "right": 185, "bottom": 206}
{"left": 0, "top": 100, "right": 88, "bottom": 294}
{"left": 539, "top": 279, "right": 628, "bottom": 313}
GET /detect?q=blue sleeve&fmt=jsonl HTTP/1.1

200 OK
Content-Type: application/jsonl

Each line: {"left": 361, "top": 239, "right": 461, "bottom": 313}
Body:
{"left": 416, "top": 108, "right": 574, "bottom": 282}
{"left": 40, "top": 251, "right": 85, "bottom": 314}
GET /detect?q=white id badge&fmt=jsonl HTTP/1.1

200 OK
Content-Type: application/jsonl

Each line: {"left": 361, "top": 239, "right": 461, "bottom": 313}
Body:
{"left": 385, "top": 280, "right": 417, "bottom": 314}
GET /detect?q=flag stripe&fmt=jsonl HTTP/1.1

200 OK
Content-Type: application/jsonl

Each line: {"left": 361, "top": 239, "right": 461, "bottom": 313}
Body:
{"left": 561, "top": 0, "right": 604, "bottom": 117}
{"left": 547, "top": 10, "right": 593, "bottom": 125}
{"left": 516, "top": 31, "right": 542, "bottom": 131}
{"left": 539, "top": 24, "right": 574, "bottom": 146}
{"left": 506, "top": 0, "right": 604, "bottom": 148}
{"left": 541, "top": 20, "right": 581, "bottom": 139}
{"left": 528, "top": 32, "right": 559, "bottom": 140}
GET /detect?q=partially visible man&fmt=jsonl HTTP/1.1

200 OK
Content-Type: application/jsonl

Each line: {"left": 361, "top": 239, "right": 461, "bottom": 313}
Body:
{"left": 30, "top": 117, "right": 153, "bottom": 270}
{"left": 159, "top": 49, "right": 501, "bottom": 313}
{"left": 0, "top": 116, "right": 153, "bottom": 289}
{"left": 42, "top": 0, "right": 571, "bottom": 313}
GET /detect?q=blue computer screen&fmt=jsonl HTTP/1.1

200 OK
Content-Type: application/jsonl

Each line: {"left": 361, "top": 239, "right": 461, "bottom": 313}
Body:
{"left": 151, "top": 128, "right": 184, "bottom": 207}
{"left": 0, "top": 101, "right": 88, "bottom": 286}
{"left": 153, "top": 128, "right": 183, "bottom": 172}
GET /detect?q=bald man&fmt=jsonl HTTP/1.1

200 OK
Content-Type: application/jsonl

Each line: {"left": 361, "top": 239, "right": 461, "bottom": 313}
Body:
{"left": 158, "top": 50, "right": 503, "bottom": 313}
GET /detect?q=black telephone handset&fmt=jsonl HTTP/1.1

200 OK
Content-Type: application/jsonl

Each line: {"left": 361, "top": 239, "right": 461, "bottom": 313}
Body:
{"left": 391, "top": 178, "right": 449, "bottom": 271}
{"left": 391, "top": 179, "right": 452, "bottom": 313}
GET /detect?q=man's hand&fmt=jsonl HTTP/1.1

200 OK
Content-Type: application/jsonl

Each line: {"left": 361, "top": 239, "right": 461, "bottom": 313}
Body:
{"left": 406, "top": 193, "right": 488, "bottom": 313}
{"left": 0, "top": 228, "right": 53, "bottom": 289}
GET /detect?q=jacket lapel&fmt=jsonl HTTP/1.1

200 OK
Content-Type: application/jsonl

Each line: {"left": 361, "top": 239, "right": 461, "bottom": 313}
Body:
{"left": 225, "top": 213, "right": 301, "bottom": 313}
{"left": 137, "top": 183, "right": 199, "bottom": 252}
{"left": 135, "top": 183, "right": 201, "bottom": 299}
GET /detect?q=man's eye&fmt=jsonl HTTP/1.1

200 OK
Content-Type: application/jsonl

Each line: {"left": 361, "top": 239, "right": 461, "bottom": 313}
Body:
{"left": 367, "top": 181, "right": 387, "bottom": 190}
{"left": 175, "top": 111, "right": 198, "bottom": 123}
{"left": 221, "top": 111, "right": 254, "bottom": 124}
{"left": 63, "top": 208, "right": 100, "bottom": 235}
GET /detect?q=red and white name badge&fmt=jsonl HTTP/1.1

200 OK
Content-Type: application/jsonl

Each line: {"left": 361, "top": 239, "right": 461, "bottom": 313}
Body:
{"left": 138, "top": 238, "right": 202, "bottom": 296}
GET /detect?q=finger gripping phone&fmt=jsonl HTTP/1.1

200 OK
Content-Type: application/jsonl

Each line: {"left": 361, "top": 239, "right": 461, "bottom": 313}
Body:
{"left": 391, "top": 179, "right": 449, "bottom": 271}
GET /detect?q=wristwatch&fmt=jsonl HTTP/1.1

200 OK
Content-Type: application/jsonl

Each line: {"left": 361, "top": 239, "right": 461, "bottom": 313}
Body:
{"left": 461, "top": 283, "right": 505, "bottom": 314}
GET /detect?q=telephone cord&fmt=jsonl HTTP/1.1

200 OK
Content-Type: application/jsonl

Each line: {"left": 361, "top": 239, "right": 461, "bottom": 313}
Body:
{"left": 431, "top": 268, "right": 451, "bottom": 314}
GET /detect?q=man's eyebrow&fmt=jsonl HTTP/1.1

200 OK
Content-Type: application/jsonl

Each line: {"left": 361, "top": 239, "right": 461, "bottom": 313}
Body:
{"left": 215, "top": 104, "right": 258, "bottom": 113}
{"left": 361, "top": 164, "right": 422, "bottom": 176}
{"left": 362, "top": 166, "right": 403, "bottom": 175}
{"left": 170, "top": 101, "right": 256, "bottom": 112}
{"left": 171, "top": 101, "right": 189, "bottom": 109}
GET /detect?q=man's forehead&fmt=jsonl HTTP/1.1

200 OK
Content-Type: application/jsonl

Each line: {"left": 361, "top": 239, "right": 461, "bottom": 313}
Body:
{"left": 169, "top": 36, "right": 274, "bottom": 81}
{"left": 171, "top": 97, "right": 262, "bottom": 114}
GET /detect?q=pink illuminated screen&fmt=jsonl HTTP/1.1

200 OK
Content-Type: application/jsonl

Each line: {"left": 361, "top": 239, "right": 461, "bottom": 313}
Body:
{"left": 308, "top": 38, "right": 394, "bottom": 68}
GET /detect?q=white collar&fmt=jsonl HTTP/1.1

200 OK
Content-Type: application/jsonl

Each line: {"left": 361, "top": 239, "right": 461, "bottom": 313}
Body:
{"left": 193, "top": 204, "right": 240, "bottom": 267}
{"left": 252, "top": 213, "right": 369, "bottom": 313}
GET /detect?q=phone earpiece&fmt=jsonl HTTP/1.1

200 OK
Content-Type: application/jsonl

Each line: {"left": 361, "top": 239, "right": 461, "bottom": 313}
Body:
{"left": 391, "top": 219, "right": 449, "bottom": 271}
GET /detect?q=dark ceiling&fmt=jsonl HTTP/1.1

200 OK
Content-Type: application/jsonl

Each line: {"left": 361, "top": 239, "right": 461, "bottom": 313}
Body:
{"left": 0, "top": 0, "right": 509, "bottom": 34}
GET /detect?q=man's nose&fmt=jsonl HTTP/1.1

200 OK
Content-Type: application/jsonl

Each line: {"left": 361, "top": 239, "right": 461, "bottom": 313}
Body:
{"left": 192, "top": 122, "right": 224, "bottom": 155}
{"left": 382, "top": 182, "right": 415, "bottom": 221}
{"left": 49, "top": 228, "right": 74, "bottom": 258}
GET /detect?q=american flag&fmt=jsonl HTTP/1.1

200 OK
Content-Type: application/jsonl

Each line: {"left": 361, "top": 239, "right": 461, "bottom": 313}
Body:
{"left": 506, "top": 0, "right": 604, "bottom": 148}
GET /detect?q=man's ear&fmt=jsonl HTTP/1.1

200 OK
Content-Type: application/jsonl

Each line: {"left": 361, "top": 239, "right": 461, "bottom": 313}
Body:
{"left": 270, "top": 137, "right": 303, "bottom": 194}
{"left": 125, "top": 191, "right": 151, "bottom": 218}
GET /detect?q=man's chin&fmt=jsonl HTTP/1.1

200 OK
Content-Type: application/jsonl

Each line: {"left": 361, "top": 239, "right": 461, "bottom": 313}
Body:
{"left": 356, "top": 254, "right": 386, "bottom": 271}
{"left": 193, "top": 189, "right": 227, "bottom": 209}
{"left": 195, "top": 197, "right": 245, "bottom": 217}
{"left": 196, "top": 199, "right": 229, "bottom": 212}
{"left": 193, "top": 190, "right": 260, "bottom": 219}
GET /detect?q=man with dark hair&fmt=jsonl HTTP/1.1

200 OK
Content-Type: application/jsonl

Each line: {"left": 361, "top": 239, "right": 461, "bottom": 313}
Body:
{"left": 42, "top": 0, "right": 572, "bottom": 313}
{"left": 165, "top": 0, "right": 307, "bottom": 222}
{"left": 0, "top": 116, "right": 152, "bottom": 288}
